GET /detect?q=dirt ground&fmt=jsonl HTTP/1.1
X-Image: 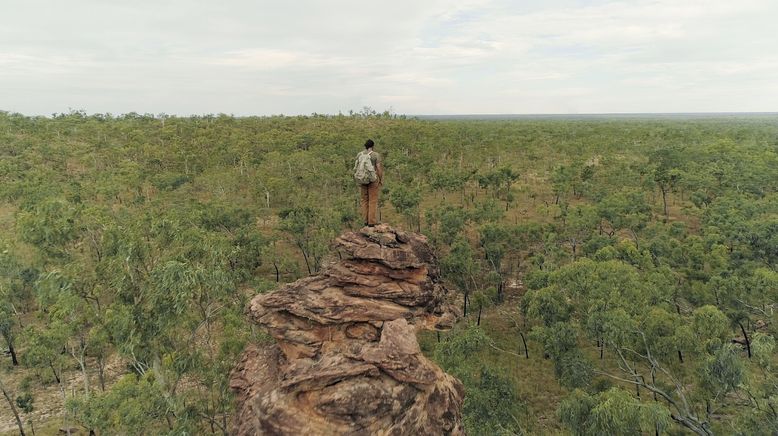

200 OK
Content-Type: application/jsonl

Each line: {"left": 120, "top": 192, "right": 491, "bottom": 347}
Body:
{"left": 1, "top": 354, "right": 126, "bottom": 435}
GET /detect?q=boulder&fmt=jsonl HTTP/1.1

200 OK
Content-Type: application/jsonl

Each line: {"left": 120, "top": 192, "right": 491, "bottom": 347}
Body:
{"left": 231, "top": 224, "right": 464, "bottom": 435}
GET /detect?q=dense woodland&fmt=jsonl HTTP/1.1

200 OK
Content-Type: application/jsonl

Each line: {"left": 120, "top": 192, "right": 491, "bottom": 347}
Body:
{"left": 0, "top": 110, "right": 776, "bottom": 435}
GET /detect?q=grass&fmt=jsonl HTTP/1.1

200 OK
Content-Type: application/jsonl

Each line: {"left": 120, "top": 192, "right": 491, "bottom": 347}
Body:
{"left": 0, "top": 420, "right": 62, "bottom": 436}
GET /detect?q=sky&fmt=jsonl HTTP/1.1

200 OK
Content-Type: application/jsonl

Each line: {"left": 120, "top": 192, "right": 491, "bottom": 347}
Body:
{"left": 1, "top": 0, "right": 777, "bottom": 116}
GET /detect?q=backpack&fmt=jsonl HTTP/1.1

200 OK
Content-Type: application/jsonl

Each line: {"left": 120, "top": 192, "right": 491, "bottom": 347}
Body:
{"left": 353, "top": 150, "right": 378, "bottom": 185}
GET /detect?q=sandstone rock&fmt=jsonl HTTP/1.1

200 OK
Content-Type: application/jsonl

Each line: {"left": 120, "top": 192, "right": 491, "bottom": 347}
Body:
{"left": 231, "top": 224, "right": 464, "bottom": 435}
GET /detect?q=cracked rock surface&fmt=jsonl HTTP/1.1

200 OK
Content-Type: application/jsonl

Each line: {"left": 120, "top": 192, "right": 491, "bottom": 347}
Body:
{"left": 230, "top": 224, "right": 464, "bottom": 435}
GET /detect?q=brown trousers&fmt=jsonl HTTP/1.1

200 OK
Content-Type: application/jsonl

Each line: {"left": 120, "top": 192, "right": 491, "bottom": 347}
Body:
{"left": 359, "top": 181, "right": 380, "bottom": 225}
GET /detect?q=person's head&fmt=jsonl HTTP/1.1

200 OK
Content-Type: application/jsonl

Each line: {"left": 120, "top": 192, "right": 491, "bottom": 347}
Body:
{"left": 364, "top": 139, "right": 374, "bottom": 149}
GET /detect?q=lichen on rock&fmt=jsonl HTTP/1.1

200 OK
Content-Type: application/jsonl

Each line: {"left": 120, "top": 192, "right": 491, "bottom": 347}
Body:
{"left": 230, "top": 224, "right": 464, "bottom": 435}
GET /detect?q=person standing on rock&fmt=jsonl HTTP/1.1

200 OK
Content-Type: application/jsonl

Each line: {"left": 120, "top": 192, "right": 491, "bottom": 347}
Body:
{"left": 353, "top": 139, "right": 384, "bottom": 227}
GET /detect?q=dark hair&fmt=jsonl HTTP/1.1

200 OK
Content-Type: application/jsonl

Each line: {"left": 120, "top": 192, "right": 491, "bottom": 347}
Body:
{"left": 364, "top": 139, "right": 374, "bottom": 149}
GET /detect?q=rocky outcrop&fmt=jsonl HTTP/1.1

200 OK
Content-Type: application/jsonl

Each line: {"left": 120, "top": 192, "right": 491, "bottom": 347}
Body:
{"left": 231, "top": 225, "right": 464, "bottom": 435}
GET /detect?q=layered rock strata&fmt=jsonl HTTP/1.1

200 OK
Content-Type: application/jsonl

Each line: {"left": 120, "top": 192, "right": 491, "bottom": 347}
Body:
{"left": 231, "top": 224, "right": 464, "bottom": 435}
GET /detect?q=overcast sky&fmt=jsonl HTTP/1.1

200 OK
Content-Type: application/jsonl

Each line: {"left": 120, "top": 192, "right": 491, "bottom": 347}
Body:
{"left": 2, "top": 0, "right": 777, "bottom": 116}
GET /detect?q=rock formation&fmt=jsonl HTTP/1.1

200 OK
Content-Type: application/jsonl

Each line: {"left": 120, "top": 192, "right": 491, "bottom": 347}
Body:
{"left": 230, "top": 224, "right": 464, "bottom": 435}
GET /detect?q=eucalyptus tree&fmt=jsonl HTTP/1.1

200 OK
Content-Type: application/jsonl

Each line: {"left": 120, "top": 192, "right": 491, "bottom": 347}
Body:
{"left": 559, "top": 205, "right": 598, "bottom": 259}
{"left": 425, "top": 205, "right": 471, "bottom": 247}
{"left": 0, "top": 375, "right": 27, "bottom": 436}
{"left": 597, "top": 189, "right": 652, "bottom": 247}
{"left": 67, "top": 374, "right": 168, "bottom": 436}
{"left": 479, "top": 224, "right": 511, "bottom": 303}
{"left": 523, "top": 255, "right": 751, "bottom": 435}
{"left": 0, "top": 245, "right": 24, "bottom": 366}
{"left": 731, "top": 332, "right": 778, "bottom": 434}
{"left": 0, "top": 298, "right": 18, "bottom": 366}
{"left": 277, "top": 206, "right": 335, "bottom": 274}
{"left": 589, "top": 304, "right": 738, "bottom": 436}
{"left": 428, "top": 167, "right": 472, "bottom": 203}
{"left": 440, "top": 237, "right": 480, "bottom": 316}
{"left": 507, "top": 222, "right": 545, "bottom": 273}
{"left": 559, "top": 388, "right": 670, "bottom": 436}
{"left": 16, "top": 197, "right": 80, "bottom": 259}
{"left": 648, "top": 146, "right": 684, "bottom": 221}
{"left": 389, "top": 184, "right": 422, "bottom": 232}
{"left": 477, "top": 166, "right": 519, "bottom": 210}
{"left": 55, "top": 209, "right": 251, "bottom": 431}
{"left": 432, "top": 326, "right": 523, "bottom": 435}
{"left": 550, "top": 164, "right": 574, "bottom": 205}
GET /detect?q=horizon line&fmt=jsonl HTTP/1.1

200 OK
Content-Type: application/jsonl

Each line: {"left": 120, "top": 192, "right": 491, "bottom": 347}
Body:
{"left": 2, "top": 109, "right": 777, "bottom": 119}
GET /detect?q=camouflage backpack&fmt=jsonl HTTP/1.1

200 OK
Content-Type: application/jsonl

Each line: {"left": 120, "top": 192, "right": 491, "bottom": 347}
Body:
{"left": 353, "top": 150, "right": 378, "bottom": 185}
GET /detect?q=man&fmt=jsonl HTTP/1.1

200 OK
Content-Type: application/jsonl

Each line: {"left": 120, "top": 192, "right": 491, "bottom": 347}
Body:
{"left": 354, "top": 139, "right": 383, "bottom": 226}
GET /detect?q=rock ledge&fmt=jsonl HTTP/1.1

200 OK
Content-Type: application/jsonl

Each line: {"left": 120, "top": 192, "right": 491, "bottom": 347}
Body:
{"left": 230, "top": 224, "right": 464, "bottom": 435}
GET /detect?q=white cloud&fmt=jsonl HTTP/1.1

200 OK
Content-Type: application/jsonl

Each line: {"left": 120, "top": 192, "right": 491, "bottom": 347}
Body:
{"left": 1, "top": 0, "right": 777, "bottom": 114}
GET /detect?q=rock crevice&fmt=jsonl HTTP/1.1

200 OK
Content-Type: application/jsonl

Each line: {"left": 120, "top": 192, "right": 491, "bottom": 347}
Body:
{"left": 231, "top": 225, "right": 464, "bottom": 435}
